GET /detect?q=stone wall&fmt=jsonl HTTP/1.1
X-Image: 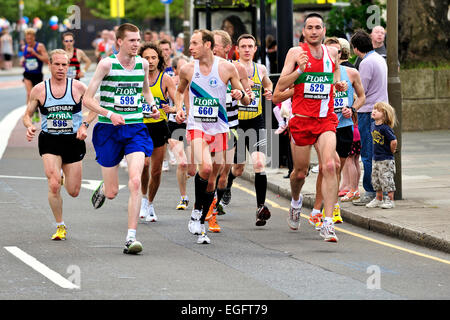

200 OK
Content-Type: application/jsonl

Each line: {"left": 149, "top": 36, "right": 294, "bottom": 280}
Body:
{"left": 400, "top": 69, "right": 450, "bottom": 131}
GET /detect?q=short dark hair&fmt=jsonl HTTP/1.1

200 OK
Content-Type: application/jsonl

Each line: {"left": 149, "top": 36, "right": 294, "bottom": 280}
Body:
{"left": 304, "top": 13, "right": 325, "bottom": 27}
{"left": 116, "top": 23, "right": 139, "bottom": 40}
{"left": 159, "top": 38, "right": 172, "bottom": 48}
{"left": 237, "top": 34, "right": 256, "bottom": 47}
{"left": 139, "top": 42, "right": 165, "bottom": 72}
{"left": 350, "top": 29, "right": 373, "bottom": 53}
{"left": 62, "top": 32, "right": 74, "bottom": 41}
{"left": 193, "top": 29, "right": 215, "bottom": 50}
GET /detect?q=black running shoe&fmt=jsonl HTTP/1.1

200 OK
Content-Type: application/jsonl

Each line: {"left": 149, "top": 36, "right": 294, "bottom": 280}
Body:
{"left": 255, "top": 205, "right": 271, "bottom": 226}
{"left": 221, "top": 188, "right": 231, "bottom": 206}
{"left": 91, "top": 181, "right": 106, "bottom": 209}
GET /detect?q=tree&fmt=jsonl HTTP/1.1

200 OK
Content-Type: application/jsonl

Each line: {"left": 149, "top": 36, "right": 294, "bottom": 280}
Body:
{"left": 399, "top": 0, "right": 450, "bottom": 65}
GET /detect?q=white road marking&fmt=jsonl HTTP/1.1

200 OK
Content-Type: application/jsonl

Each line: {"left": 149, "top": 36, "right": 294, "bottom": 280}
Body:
{"left": 0, "top": 105, "right": 27, "bottom": 159}
{"left": 4, "top": 246, "right": 80, "bottom": 289}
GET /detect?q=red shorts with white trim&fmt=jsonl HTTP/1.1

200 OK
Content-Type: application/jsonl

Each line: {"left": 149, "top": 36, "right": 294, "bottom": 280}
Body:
{"left": 187, "top": 129, "right": 228, "bottom": 153}
{"left": 289, "top": 113, "right": 338, "bottom": 146}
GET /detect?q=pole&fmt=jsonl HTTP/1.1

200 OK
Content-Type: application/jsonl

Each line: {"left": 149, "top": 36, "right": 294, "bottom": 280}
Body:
{"left": 260, "top": 0, "right": 266, "bottom": 66}
{"left": 205, "top": 0, "right": 212, "bottom": 30}
{"left": 19, "top": 0, "right": 24, "bottom": 43}
{"left": 183, "top": 0, "right": 190, "bottom": 57}
{"left": 276, "top": 0, "right": 293, "bottom": 73}
{"left": 165, "top": 4, "right": 170, "bottom": 35}
{"left": 387, "top": 0, "right": 402, "bottom": 200}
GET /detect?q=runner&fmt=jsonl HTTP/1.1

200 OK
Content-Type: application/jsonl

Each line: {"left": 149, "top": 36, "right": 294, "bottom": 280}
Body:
{"left": 138, "top": 42, "right": 176, "bottom": 223}
{"left": 84, "top": 23, "right": 160, "bottom": 255}
{"left": 275, "top": 13, "right": 347, "bottom": 242}
{"left": 168, "top": 54, "right": 196, "bottom": 210}
{"left": 207, "top": 29, "right": 253, "bottom": 232}
{"left": 22, "top": 49, "right": 95, "bottom": 241}
{"left": 175, "top": 29, "right": 250, "bottom": 244}
{"left": 22, "top": 28, "right": 48, "bottom": 122}
{"left": 62, "top": 32, "right": 92, "bottom": 80}
{"left": 225, "top": 33, "right": 274, "bottom": 227}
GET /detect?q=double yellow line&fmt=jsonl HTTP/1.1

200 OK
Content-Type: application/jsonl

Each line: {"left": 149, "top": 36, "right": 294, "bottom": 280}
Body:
{"left": 233, "top": 182, "right": 450, "bottom": 266}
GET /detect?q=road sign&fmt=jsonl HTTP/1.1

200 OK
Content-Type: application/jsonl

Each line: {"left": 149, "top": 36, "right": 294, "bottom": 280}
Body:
{"left": 110, "top": 0, "right": 125, "bottom": 18}
{"left": 161, "top": 0, "right": 174, "bottom": 4}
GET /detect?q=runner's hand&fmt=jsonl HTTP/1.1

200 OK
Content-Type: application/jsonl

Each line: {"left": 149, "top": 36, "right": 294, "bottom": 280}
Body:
{"left": 263, "top": 88, "right": 273, "bottom": 100}
{"left": 335, "top": 81, "right": 348, "bottom": 92}
{"left": 176, "top": 109, "right": 186, "bottom": 124}
{"left": 297, "top": 52, "right": 308, "bottom": 72}
{"left": 342, "top": 106, "right": 352, "bottom": 119}
{"left": 151, "top": 106, "right": 160, "bottom": 119}
{"left": 230, "top": 89, "right": 243, "bottom": 100}
{"left": 76, "top": 124, "right": 88, "bottom": 140}
{"left": 26, "top": 125, "right": 36, "bottom": 142}
{"left": 161, "top": 103, "right": 172, "bottom": 114}
{"left": 111, "top": 113, "right": 125, "bottom": 126}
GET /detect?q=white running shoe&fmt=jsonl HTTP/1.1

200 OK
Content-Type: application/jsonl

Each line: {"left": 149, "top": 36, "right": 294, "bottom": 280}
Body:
{"left": 311, "top": 164, "right": 319, "bottom": 173}
{"left": 162, "top": 160, "right": 169, "bottom": 172}
{"left": 119, "top": 158, "right": 128, "bottom": 169}
{"left": 139, "top": 198, "right": 149, "bottom": 223}
{"left": 381, "top": 198, "right": 395, "bottom": 209}
{"left": 168, "top": 149, "right": 176, "bottom": 165}
{"left": 188, "top": 209, "right": 202, "bottom": 235}
{"left": 320, "top": 224, "right": 338, "bottom": 242}
{"left": 145, "top": 203, "right": 158, "bottom": 222}
{"left": 366, "top": 198, "right": 384, "bottom": 208}
{"left": 197, "top": 224, "right": 210, "bottom": 244}
{"left": 287, "top": 206, "right": 302, "bottom": 230}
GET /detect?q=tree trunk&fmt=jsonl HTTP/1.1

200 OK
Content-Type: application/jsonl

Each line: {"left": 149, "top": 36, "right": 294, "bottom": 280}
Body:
{"left": 399, "top": 0, "right": 450, "bottom": 64}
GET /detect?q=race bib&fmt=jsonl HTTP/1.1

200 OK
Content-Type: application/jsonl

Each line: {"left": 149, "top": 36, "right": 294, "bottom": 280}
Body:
{"left": 193, "top": 97, "right": 219, "bottom": 123}
{"left": 47, "top": 111, "right": 73, "bottom": 133}
{"left": 297, "top": 72, "right": 333, "bottom": 100}
{"left": 114, "top": 83, "right": 139, "bottom": 112}
{"left": 67, "top": 66, "right": 77, "bottom": 79}
{"left": 238, "top": 85, "right": 260, "bottom": 113}
{"left": 334, "top": 90, "right": 349, "bottom": 113}
{"left": 25, "top": 58, "right": 38, "bottom": 71}
{"left": 141, "top": 97, "right": 162, "bottom": 118}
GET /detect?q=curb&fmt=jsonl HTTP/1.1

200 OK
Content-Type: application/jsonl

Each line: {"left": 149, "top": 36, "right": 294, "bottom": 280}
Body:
{"left": 241, "top": 170, "right": 450, "bottom": 254}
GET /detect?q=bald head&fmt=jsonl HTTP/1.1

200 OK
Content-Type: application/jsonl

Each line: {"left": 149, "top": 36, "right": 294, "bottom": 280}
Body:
{"left": 371, "top": 26, "right": 385, "bottom": 48}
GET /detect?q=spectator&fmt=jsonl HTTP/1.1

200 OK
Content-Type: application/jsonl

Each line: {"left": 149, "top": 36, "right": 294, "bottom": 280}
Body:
{"left": 355, "top": 25, "right": 386, "bottom": 69}
{"left": 221, "top": 15, "right": 248, "bottom": 60}
{"left": 350, "top": 29, "right": 388, "bottom": 206}
{"left": 0, "top": 27, "right": 13, "bottom": 70}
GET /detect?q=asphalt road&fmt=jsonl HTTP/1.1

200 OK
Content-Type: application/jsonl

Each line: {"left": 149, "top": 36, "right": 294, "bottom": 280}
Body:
{"left": 1, "top": 72, "right": 449, "bottom": 301}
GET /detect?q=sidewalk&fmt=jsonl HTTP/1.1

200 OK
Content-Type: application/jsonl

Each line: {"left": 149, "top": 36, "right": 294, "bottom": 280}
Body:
{"left": 241, "top": 130, "right": 450, "bottom": 254}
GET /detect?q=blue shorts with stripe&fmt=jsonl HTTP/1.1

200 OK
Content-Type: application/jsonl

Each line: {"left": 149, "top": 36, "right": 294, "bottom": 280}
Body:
{"left": 92, "top": 123, "right": 153, "bottom": 167}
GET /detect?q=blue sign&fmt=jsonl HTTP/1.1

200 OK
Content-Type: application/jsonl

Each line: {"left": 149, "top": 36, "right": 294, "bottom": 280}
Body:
{"left": 160, "top": 0, "right": 173, "bottom": 4}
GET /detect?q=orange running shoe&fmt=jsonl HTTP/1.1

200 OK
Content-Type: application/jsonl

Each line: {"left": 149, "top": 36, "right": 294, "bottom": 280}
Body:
{"left": 205, "top": 197, "right": 217, "bottom": 221}
{"left": 208, "top": 214, "right": 221, "bottom": 233}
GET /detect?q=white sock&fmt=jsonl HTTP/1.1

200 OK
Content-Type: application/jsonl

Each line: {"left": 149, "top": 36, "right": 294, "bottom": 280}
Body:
{"left": 291, "top": 196, "right": 302, "bottom": 209}
{"left": 56, "top": 221, "right": 65, "bottom": 227}
{"left": 126, "top": 229, "right": 136, "bottom": 241}
{"left": 323, "top": 217, "right": 333, "bottom": 226}
{"left": 311, "top": 209, "right": 321, "bottom": 216}
{"left": 181, "top": 195, "right": 188, "bottom": 200}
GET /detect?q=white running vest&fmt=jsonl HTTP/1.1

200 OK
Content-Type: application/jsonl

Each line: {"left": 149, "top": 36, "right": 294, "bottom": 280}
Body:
{"left": 187, "top": 57, "right": 229, "bottom": 135}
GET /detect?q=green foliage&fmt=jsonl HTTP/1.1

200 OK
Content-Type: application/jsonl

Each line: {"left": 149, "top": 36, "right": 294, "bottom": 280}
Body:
{"left": 325, "top": 0, "right": 386, "bottom": 37}
{"left": 1, "top": 0, "right": 74, "bottom": 23}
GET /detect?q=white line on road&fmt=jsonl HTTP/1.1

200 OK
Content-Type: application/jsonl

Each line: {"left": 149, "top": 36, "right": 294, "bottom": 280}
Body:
{"left": 0, "top": 105, "right": 27, "bottom": 159}
{"left": 4, "top": 246, "right": 80, "bottom": 290}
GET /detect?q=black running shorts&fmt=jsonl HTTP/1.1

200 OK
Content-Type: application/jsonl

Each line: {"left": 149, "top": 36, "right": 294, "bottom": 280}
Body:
{"left": 38, "top": 131, "right": 86, "bottom": 164}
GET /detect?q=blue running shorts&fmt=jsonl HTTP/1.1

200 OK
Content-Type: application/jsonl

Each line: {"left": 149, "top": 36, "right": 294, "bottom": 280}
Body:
{"left": 92, "top": 123, "right": 153, "bottom": 167}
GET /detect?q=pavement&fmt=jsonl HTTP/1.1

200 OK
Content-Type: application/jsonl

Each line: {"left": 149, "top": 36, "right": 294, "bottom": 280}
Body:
{"left": 241, "top": 130, "right": 450, "bottom": 254}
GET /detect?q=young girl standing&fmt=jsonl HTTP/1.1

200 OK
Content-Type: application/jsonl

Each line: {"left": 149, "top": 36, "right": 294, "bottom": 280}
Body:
{"left": 366, "top": 102, "right": 398, "bottom": 209}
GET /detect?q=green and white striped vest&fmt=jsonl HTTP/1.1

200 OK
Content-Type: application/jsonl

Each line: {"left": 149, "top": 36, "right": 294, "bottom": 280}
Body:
{"left": 98, "top": 54, "right": 145, "bottom": 124}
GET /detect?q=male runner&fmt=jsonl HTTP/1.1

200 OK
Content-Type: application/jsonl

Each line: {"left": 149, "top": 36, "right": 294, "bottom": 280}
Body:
{"left": 225, "top": 34, "right": 274, "bottom": 227}
{"left": 175, "top": 29, "right": 250, "bottom": 244}
{"left": 206, "top": 29, "right": 253, "bottom": 232}
{"left": 138, "top": 42, "right": 176, "bottom": 223}
{"left": 276, "top": 13, "right": 347, "bottom": 242}
{"left": 62, "top": 32, "right": 92, "bottom": 80}
{"left": 22, "top": 49, "right": 95, "bottom": 241}
{"left": 84, "top": 23, "right": 159, "bottom": 254}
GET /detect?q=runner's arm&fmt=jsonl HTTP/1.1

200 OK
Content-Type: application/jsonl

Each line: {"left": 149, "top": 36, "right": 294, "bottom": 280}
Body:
{"left": 349, "top": 69, "right": 366, "bottom": 112}
{"left": 272, "top": 86, "right": 294, "bottom": 105}
{"left": 142, "top": 59, "right": 160, "bottom": 119}
{"left": 229, "top": 63, "right": 251, "bottom": 105}
{"left": 260, "top": 64, "right": 273, "bottom": 100}
{"left": 277, "top": 47, "right": 307, "bottom": 92}
{"left": 78, "top": 49, "right": 92, "bottom": 77}
{"left": 22, "top": 85, "right": 41, "bottom": 141}
{"left": 162, "top": 74, "right": 177, "bottom": 114}
{"left": 83, "top": 59, "right": 125, "bottom": 125}
{"left": 175, "top": 63, "right": 191, "bottom": 123}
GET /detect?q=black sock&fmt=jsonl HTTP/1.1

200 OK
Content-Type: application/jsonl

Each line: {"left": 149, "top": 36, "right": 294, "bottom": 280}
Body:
{"left": 226, "top": 170, "right": 236, "bottom": 189}
{"left": 255, "top": 172, "right": 267, "bottom": 207}
{"left": 200, "top": 191, "right": 215, "bottom": 224}
{"left": 216, "top": 188, "right": 226, "bottom": 203}
{"left": 194, "top": 172, "right": 208, "bottom": 211}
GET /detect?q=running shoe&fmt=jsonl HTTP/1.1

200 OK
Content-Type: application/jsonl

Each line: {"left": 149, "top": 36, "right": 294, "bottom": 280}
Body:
{"left": 208, "top": 214, "right": 221, "bottom": 233}
{"left": 216, "top": 202, "right": 226, "bottom": 215}
{"left": 176, "top": 198, "right": 189, "bottom": 210}
{"left": 320, "top": 224, "right": 338, "bottom": 242}
{"left": 205, "top": 197, "right": 217, "bottom": 221}
{"left": 256, "top": 205, "right": 271, "bottom": 226}
{"left": 221, "top": 188, "right": 231, "bottom": 206}
{"left": 139, "top": 198, "right": 149, "bottom": 223}
{"left": 188, "top": 209, "right": 202, "bottom": 235}
{"left": 308, "top": 212, "right": 323, "bottom": 231}
{"left": 381, "top": 199, "right": 395, "bottom": 209}
{"left": 341, "top": 190, "right": 360, "bottom": 202}
{"left": 145, "top": 203, "right": 158, "bottom": 222}
{"left": 119, "top": 158, "right": 128, "bottom": 169}
{"left": 91, "top": 181, "right": 106, "bottom": 209}
{"left": 287, "top": 206, "right": 302, "bottom": 230}
{"left": 123, "top": 239, "right": 143, "bottom": 254}
{"left": 51, "top": 224, "right": 67, "bottom": 241}
{"left": 162, "top": 160, "right": 169, "bottom": 172}
{"left": 333, "top": 204, "right": 343, "bottom": 224}
{"left": 197, "top": 224, "right": 210, "bottom": 244}
{"left": 366, "top": 198, "right": 384, "bottom": 208}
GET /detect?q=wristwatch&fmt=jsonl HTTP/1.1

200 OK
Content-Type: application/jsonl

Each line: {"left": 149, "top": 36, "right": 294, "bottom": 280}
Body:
{"left": 83, "top": 121, "right": 89, "bottom": 128}
{"left": 240, "top": 90, "right": 246, "bottom": 99}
